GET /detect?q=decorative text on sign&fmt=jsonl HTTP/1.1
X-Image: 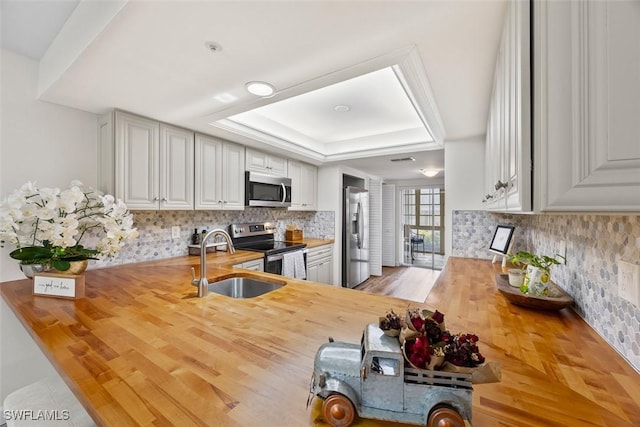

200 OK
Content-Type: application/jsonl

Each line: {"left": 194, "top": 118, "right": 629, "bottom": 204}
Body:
{"left": 33, "top": 276, "right": 77, "bottom": 298}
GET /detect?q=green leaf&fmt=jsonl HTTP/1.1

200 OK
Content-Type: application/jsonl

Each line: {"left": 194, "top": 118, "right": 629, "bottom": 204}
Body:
{"left": 9, "top": 246, "right": 52, "bottom": 261}
{"left": 52, "top": 260, "right": 70, "bottom": 271}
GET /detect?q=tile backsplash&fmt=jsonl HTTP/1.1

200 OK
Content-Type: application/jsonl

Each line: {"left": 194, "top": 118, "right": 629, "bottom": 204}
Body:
{"left": 89, "top": 208, "right": 334, "bottom": 268}
{"left": 452, "top": 211, "right": 640, "bottom": 372}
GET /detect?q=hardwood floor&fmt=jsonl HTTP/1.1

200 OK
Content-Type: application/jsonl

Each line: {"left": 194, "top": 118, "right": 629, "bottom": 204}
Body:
{"left": 355, "top": 266, "right": 440, "bottom": 303}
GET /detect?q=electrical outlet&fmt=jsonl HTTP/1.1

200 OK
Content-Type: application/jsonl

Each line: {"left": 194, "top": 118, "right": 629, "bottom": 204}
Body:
{"left": 171, "top": 226, "right": 181, "bottom": 240}
{"left": 557, "top": 240, "right": 567, "bottom": 264}
{"left": 618, "top": 260, "right": 640, "bottom": 306}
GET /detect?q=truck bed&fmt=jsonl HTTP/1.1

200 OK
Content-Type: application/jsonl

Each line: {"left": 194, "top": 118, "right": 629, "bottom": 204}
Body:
{"left": 404, "top": 367, "right": 473, "bottom": 389}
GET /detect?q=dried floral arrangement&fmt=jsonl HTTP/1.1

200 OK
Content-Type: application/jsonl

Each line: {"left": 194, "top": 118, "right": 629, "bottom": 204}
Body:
{"left": 379, "top": 307, "right": 500, "bottom": 384}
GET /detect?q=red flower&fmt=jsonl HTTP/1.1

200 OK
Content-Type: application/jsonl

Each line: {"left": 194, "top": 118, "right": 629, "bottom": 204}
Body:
{"left": 432, "top": 310, "right": 445, "bottom": 324}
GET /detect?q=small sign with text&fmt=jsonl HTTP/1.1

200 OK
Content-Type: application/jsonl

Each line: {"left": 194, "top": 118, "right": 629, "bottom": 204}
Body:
{"left": 33, "top": 273, "right": 84, "bottom": 299}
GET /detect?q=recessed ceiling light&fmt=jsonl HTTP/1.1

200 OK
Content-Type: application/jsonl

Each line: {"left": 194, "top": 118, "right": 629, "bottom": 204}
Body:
{"left": 245, "top": 81, "right": 275, "bottom": 97}
{"left": 205, "top": 41, "right": 223, "bottom": 53}
{"left": 334, "top": 104, "right": 351, "bottom": 112}
{"left": 420, "top": 169, "right": 439, "bottom": 177}
{"left": 390, "top": 157, "right": 416, "bottom": 162}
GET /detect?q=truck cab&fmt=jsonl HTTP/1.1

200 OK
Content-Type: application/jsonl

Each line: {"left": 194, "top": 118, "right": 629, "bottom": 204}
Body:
{"left": 310, "top": 324, "right": 472, "bottom": 427}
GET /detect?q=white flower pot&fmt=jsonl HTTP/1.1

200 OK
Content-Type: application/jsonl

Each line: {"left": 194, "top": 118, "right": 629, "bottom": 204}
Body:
{"left": 507, "top": 269, "right": 525, "bottom": 287}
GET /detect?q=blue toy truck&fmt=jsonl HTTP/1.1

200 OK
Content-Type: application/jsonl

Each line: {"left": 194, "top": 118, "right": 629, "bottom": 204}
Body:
{"left": 309, "top": 323, "right": 473, "bottom": 427}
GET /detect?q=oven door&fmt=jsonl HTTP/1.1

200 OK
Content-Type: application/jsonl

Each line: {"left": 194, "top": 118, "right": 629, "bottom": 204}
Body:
{"left": 245, "top": 171, "right": 292, "bottom": 207}
{"left": 266, "top": 250, "right": 308, "bottom": 278}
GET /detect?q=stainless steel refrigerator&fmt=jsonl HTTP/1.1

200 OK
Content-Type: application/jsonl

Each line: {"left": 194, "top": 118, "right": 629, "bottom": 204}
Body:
{"left": 344, "top": 186, "right": 369, "bottom": 288}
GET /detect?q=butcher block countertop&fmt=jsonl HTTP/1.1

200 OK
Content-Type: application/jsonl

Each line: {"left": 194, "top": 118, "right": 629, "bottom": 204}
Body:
{"left": 1, "top": 257, "right": 639, "bottom": 426}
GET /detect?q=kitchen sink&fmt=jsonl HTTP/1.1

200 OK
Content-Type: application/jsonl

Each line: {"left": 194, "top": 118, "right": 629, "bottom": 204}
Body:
{"left": 207, "top": 276, "right": 284, "bottom": 298}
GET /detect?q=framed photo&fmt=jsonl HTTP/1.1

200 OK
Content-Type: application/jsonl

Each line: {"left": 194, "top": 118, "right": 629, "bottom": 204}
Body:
{"left": 489, "top": 225, "right": 515, "bottom": 255}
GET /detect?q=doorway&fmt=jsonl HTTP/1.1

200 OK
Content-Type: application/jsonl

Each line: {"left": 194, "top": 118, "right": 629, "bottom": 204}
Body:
{"left": 401, "top": 187, "right": 445, "bottom": 270}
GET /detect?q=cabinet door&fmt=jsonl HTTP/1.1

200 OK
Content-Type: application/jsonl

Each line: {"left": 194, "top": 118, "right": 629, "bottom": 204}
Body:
{"left": 246, "top": 148, "right": 287, "bottom": 176}
{"left": 300, "top": 162, "right": 317, "bottom": 210}
{"left": 288, "top": 160, "right": 317, "bottom": 211}
{"left": 483, "top": 0, "right": 531, "bottom": 212}
{"left": 222, "top": 142, "right": 245, "bottom": 210}
{"left": 317, "top": 260, "right": 333, "bottom": 285}
{"left": 288, "top": 161, "right": 303, "bottom": 210}
{"left": 307, "top": 245, "right": 333, "bottom": 284}
{"left": 504, "top": 0, "right": 531, "bottom": 211}
{"left": 307, "top": 263, "right": 319, "bottom": 283}
{"left": 267, "top": 154, "right": 288, "bottom": 177}
{"left": 245, "top": 148, "right": 270, "bottom": 174}
{"left": 115, "top": 111, "right": 159, "bottom": 209}
{"left": 243, "top": 259, "right": 264, "bottom": 272}
{"left": 195, "top": 134, "right": 223, "bottom": 209}
{"left": 160, "top": 124, "right": 194, "bottom": 210}
{"left": 534, "top": 0, "right": 640, "bottom": 211}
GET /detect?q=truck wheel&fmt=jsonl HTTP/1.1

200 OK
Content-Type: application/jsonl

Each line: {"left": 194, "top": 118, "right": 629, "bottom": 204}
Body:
{"left": 322, "top": 394, "right": 355, "bottom": 427}
{"left": 427, "top": 406, "right": 465, "bottom": 427}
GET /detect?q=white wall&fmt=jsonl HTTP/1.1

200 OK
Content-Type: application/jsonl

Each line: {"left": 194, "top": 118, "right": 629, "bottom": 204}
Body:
{"left": 443, "top": 136, "right": 486, "bottom": 255}
{"left": 0, "top": 48, "right": 98, "bottom": 407}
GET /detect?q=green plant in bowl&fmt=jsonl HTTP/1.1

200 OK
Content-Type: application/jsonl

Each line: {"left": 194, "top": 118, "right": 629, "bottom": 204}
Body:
{"left": 509, "top": 251, "right": 562, "bottom": 294}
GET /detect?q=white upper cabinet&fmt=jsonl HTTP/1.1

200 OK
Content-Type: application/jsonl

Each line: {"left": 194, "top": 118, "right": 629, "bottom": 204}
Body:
{"left": 159, "top": 124, "right": 195, "bottom": 210}
{"left": 100, "top": 111, "right": 194, "bottom": 210}
{"left": 288, "top": 160, "right": 317, "bottom": 211}
{"left": 194, "top": 134, "right": 245, "bottom": 210}
{"left": 245, "top": 148, "right": 287, "bottom": 176}
{"left": 534, "top": 0, "right": 640, "bottom": 211}
{"left": 483, "top": 0, "right": 531, "bottom": 212}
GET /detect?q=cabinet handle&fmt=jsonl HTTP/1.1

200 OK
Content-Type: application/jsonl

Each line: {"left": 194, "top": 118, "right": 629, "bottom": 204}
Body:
{"left": 153, "top": 196, "right": 159, "bottom": 201}
{"left": 495, "top": 180, "right": 508, "bottom": 190}
{"left": 161, "top": 197, "right": 167, "bottom": 202}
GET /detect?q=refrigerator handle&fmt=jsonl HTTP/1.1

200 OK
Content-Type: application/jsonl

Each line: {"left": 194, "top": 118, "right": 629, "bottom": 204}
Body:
{"left": 356, "top": 201, "right": 362, "bottom": 249}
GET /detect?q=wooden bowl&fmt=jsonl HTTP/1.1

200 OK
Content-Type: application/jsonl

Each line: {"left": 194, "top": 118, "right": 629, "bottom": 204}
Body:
{"left": 495, "top": 274, "right": 574, "bottom": 311}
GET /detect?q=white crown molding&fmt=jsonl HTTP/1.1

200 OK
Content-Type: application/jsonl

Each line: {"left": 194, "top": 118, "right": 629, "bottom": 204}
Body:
{"left": 207, "top": 45, "right": 445, "bottom": 161}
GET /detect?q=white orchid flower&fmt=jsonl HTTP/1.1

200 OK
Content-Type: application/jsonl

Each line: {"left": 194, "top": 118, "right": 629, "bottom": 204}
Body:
{"left": 2, "top": 180, "right": 137, "bottom": 262}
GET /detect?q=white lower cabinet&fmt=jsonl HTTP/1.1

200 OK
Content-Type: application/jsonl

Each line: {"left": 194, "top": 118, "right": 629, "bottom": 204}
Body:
{"left": 533, "top": 0, "right": 640, "bottom": 211}
{"left": 232, "top": 259, "right": 264, "bottom": 272}
{"left": 306, "top": 244, "right": 333, "bottom": 285}
{"left": 194, "top": 134, "right": 245, "bottom": 210}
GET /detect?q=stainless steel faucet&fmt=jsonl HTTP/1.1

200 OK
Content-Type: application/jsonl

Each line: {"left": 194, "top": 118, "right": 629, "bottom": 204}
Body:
{"left": 191, "top": 229, "right": 235, "bottom": 297}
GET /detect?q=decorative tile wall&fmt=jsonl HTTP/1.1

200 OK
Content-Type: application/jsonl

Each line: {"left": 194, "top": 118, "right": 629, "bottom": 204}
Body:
{"left": 87, "top": 208, "right": 334, "bottom": 268}
{"left": 452, "top": 211, "right": 640, "bottom": 372}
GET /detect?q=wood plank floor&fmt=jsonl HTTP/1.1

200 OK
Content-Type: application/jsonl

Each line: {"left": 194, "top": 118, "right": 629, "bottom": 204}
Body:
{"left": 355, "top": 266, "right": 440, "bottom": 303}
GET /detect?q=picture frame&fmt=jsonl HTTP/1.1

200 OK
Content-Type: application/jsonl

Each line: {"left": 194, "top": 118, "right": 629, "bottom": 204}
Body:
{"left": 32, "top": 272, "right": 85, "bottom": 299}
{"left": 489, "top": 225, "right": 515, "bottom": 255}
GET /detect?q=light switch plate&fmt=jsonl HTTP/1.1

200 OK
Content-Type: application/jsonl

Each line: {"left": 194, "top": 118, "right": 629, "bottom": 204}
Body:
{"left": 171, "top": 226, "right": 181, "bottom": 240}
{"left": 618, "top": 260, "right": 640, "bottom": 306}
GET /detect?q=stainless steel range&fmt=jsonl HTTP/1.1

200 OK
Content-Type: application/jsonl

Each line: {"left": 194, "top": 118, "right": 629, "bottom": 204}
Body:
{"left": 228, "top": 222, "right": 307, "bottom": 277}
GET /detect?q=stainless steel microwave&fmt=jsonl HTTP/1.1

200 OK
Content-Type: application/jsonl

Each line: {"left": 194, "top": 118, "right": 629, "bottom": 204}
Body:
{"left": 245, "top": 171, "right": 292, "bottom": 207}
